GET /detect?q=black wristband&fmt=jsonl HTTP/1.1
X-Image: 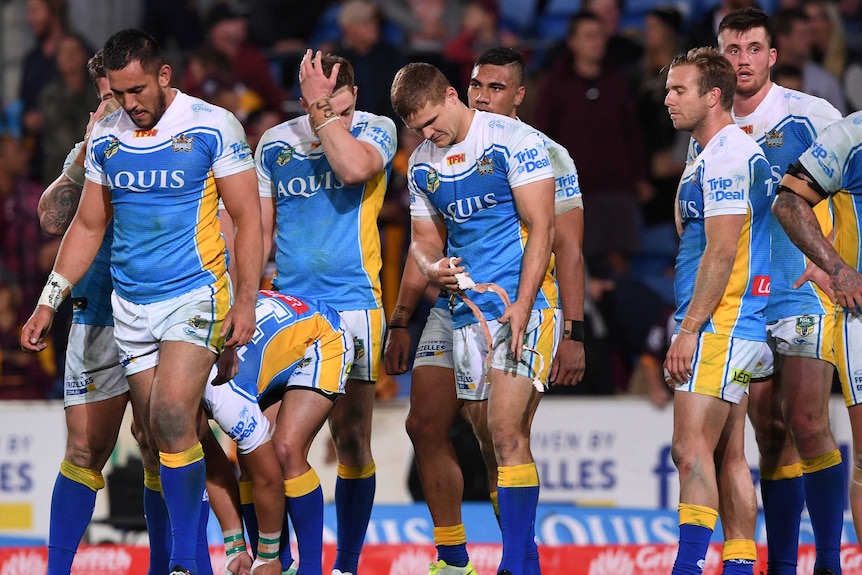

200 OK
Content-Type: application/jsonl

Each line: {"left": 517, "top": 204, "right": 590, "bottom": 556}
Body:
{"left": 562, "top": 319, "right": 585, "bottom": 342}
{"left": 387, "top": 324, "right": 408, "bottom": 329}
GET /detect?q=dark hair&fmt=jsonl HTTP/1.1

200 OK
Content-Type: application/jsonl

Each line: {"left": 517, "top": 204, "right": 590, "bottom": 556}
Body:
{"left": 718, "top": 7, "right": 772, "bottom": 48}
{"left": 568, "top": 11, "right": 602, "bottom": 38}
{"left": 87, "top": 49, "right": 105, "bottom": 86}
{"left": 474, "top": 47, "right": 526, "bottom": 86}
{"left": 321, "top": 54, "right": 355, "bottom": 93}
{"left": 102, "top": 28, "right": 164, "bottom": 75}
{"left": 390, "top": 62, "right": 451, "bottom": 120}
{"left": 771, "top": 8, "right": 808, "bottom": 39}
{"left": 669, "top": 47, "right": 737, "bottom": 111}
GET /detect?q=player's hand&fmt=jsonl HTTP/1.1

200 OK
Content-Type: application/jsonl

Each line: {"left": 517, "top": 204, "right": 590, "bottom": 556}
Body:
{"left": 299, "top": 49, "right": 339, "bottom": 104}
{"left": 426, "top": 256, "right": 467, "bottom": 293}
{"left": 549, "top": 339, "right": 585, "bottom": 386}
{"left": 84, "top": 97, "right": 120, "bottom": 143}
{"left": 222, "top": 298, "right": 256, "bottom": 348}
{"left": 499, "top": 299, "right": 531, "bottom": 361}
{"left": 830, "top": 264, "right": 862, "bottom": 314}
{"left": 20, "top": 306, "right": 56, "bottom": 352}
{"left": 226, "top": 549, "right": 252, "bottom": 575}
{"left": 793, "top": 259, "right": 835, "bottom": 302}
{"left": 250, "top": 558, "right": 279, "bottom": 575}
{"left": 384, "top": 327, "right": 412, "bottom": 375}
{"left": 663, "top": 332, "right": 698, "bottom": 386}
{"left": 213, "top": 347, "right": 239, "bottom": 386}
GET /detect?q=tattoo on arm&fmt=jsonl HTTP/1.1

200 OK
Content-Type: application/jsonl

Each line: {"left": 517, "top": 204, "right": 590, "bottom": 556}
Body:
{"left": 389, "top": 305, "right": 410, "bottom": 327}
{"left": 312, "top": 99, "right": 336, "bottom": 120}
{"left": 40, "top": 181, "right": 82, "bottom": 235}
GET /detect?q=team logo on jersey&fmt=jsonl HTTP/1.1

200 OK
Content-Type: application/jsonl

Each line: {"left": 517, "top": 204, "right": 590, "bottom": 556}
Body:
{"left": 171, "top": 133, "right": 194, "bottom": 152}
{"left": 731, "top": 368, "right": 752, "bottom": 386}
{"left": 477, "top": 155, "right": 494, "bottom": 176}
{"left": 751, "top": 275, "right": 770, "bottom": 296}
{"left": 134, "top": 129, "right": 158, "bottom": 138}
{"left": 426, "top": 169, "right": 439, "bottom": 193}
{"left": 188, "top": 315, "right": 209, "bottom": 330}
{"left": 104, "top": 137, "right": 119, "bottom": 159}
{"left": 740, "top": 125, "right": 754, "bottom": 134}
{"left": 353, "top": 337, "right": 365, "bottom": 360}
{"left": 446, "top": 153, "right": 465, "bottom": 166}
{"left": 71, "top": 297, "right": 88, "bottom": 311}
{"left": 796, "top": 315, "right": 816, "bottom": 336}
{"left": 765, "top": 128, "right": 784, "bottom": 148}
{"left": 276, "top": 145, "right": 295, "bottom": 166}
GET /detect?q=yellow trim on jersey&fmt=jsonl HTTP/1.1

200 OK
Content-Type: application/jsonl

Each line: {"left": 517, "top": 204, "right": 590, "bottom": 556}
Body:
{"left": 143, "top": 468, "right": 162, "bottom": 492}
{"left": 284, "top": 468, "right": 321, "bottom": 497}
{"left": 239, "top": 480, "right": 254, "bottom": 505}
{"left": 802, "top": 449, "right": 843, "bottom": 473}
{"left": 256, "top": 316, "right": 317, "bottom": 395}
{"left": 812, "top": 201, "right": 838, "bottom": 311}
{"left": 833, "top": 192, "right": 860, "bottom": 276}
{"left": 678, "top": 503, "right": 718, "bottom": 529}
{"left": 59, "top": 460, "right": 105, "bottom": 491}
{"left": 498, "top": 463, "right": 539, "bottom": 488}
{"left": 358, "top": 172, "right": 386, "bottom": 307}
{"left": 519, "top": 220, "right": 559, "bottom": 310}
{"left": 836, "top": 313, "right": 856, "bottom": 407}
{"left": 722, "top": 539, "right": 756, "bottom": 561}
{"left": 160, "top": 442, "right": 204, "bottom": 468}
{"left": 760, "top": 462, "right": 803, "bottom": 481}
{"left": 713, "top": 211, "right": 751, "bottom": 332}
{"left": 198, "top": 170, "right": 227, "bottom": 278}
{"left": 366, "top": 307, "right": 384, "bottom": 381}
{"left": 433, "top": 524, "right": 467, "bottom": 546}
{"left": 337, "top": 462, "right": 376, "bottom": 480}
{"left": 211, "top": 273, "right": 231, "bottom": 350}
{"left": 691, "top": 332, "right": 732, "bottom": 398}
{"left": 489, "top": 490, "right": 499, "bottom": 516}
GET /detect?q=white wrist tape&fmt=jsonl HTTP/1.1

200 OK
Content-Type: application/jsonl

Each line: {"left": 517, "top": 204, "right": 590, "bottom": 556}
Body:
{"left": 38, "top": 271, "right": 72, "bottom": 311}
{"left": 63, "top": 162, "right": 86, "bottom": 187}
{"left": 449, "top": 256, "right": 476, "bottom": 290}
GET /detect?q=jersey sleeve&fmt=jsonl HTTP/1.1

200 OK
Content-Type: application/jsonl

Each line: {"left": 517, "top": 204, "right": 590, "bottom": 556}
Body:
{"left": 702, "top": 147, "right": 753, "bottom": 217}
{"left": 798, "top": 118, "right": 855, "bottom": 195}
{"left": 211, "top": 111, "right": 254, "bottom": 178}
{"left": 255, "top": 132, "right": 277, "bottom": 198}
{"left": 506, "top": 130, "right": 554, "bottom": 189}
{"left": 356, "top": 114, "right": 398, "bottom": 167}
{"left": 796, "top": 93, "right": 843, "bottom": 135}
{"left": 408, "top": 161, "right": 440, "bottom": 220}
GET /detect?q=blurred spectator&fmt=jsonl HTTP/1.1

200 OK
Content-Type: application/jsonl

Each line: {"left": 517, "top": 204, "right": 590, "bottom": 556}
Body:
{"left": 772, "top": 61, "right": 805, "bottom": 89}
{"left": 803, "top": 0, "right": 862, "bottom": 111}
{"left": 772, "top": 7, "right": 848, "bottom": 113}
{"left": 37, "top": 33, "right": 93, "bottom": 186}
{"left": 534, "top": 11, "right": 651, "bottom": 278}
{"left": 141, "top": 0, "right": 205, "bottom": 52}
{"left": 687, "top": 0, "right": 758, "bottom": 48}
{"left": 378, "top": 0, "right": 463, "bottom": 51}
{"left": 582, "top": 0, "right": 643, "bottom": 89}
{"left": 333, "top": 0, "right": 406, "bottom": 123}
{"left": 245, "top": 0, "right": 335, "bottom": 92}
{"left": 19, "top": 0, "right": 68, "bottom": 183}
{"left": 182, "top": 2, "right": 285, "bottom": 121}
{"left": 0, "top": 275, "right": 55, "bottom": 400}
{"left": 637, "top": 7, "right": 686, "bottom": 229}
{"left": 443, "top": 0, "right": 520, "bottom": 92}
{"left": 840, "top": 0, "right": 862, "bottom": 54}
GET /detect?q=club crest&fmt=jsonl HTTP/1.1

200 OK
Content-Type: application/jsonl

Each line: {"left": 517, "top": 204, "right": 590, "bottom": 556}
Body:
{"left": 171, "top": 133, "right": 194, "bottom": 152}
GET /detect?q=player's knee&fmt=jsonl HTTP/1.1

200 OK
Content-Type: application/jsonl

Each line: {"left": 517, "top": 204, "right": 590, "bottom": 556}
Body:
{"left": 64, "top": 440, "right": 104, "bottom": 471}
{"left": 405, "top": 409, "right": 448, "bottom": 446}
{"left": 151, "top": 405, "right": 194, "bottom": 446}
{"left": 272, "top": 439, "right": 307, "bottom": 473}
{"left": 490, "top": 426, "right": 528, "bottom": 461}
{"left": 786, "top": 410, "right": 831, "bottom": 452}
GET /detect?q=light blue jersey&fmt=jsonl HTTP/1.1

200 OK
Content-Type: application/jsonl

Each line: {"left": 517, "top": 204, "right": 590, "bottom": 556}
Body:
{"left": 733, "top": 84, "right": 842, "bottom": 321}
{"left": 63, "top": 142, "right": 114, "bottom": 326}
{"left": 86, "top": 91, "right": 253, "bottom": 304}
{"left": 675, "top": 125, "right": 772, "bottom": 341}
{"left": 409, "top": 110, "right": 558, "bottom": 329}
{"left": 256, "top": 111, "right": 397, "bottom": 311}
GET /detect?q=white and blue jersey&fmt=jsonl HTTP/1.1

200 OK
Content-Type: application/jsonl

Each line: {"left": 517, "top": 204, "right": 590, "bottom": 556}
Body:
{"left": 733, "top": 84, "right": 841, "bottom": 321}
{"left": 64, "top": 142, "right": 113, "bottom": 326}
{"left": 409, "top": 110, "right": 558, "bottom": 328}
{"left": 675, "top": 125, "right": 772, "bottom": 341}
{"left": 256, "top": 111, "right": 397, "bottom": 311}
{"left": 86, "top": 90, "right": 253, "bottom": 304}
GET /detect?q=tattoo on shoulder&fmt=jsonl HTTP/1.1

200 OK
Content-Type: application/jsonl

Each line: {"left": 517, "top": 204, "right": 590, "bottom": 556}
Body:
{"left": 42, "top": 180, "right": 83, "bottom": 232}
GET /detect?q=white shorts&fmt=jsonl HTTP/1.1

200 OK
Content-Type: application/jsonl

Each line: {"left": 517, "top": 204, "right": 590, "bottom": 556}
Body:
{"left": 669, "top": 332, "right": 773, "bottom": 405}
{"left": 834, "top": 312, "right": 862, "bottom": 406}
{"left": 767, "top": 314, "right": 835, "bottom": 364}
{"left": 338, "top": 308, "right": 384, "bottom": 382}
{"left": 453, "top": 308, "right": 561, "bottom": 401}
{"left": 111, "top": 277, "right": 231, "bottom": 376}
{"left": 412, "top": 307, "right": 454, "bottom": 370}
{"left": 63, "top": 323, "right": 129, "bottom": 407}
{"left": 204, "top": 377, "right": 273, "bottom": 455}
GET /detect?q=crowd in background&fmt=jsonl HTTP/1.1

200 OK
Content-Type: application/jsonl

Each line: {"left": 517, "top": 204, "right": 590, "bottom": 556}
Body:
{"left": 1, "top": 0, "right": 861, "bottom": 402}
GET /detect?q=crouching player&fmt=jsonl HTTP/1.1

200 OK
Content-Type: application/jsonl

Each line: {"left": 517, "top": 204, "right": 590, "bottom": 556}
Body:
{"left": 204, "top": 290, "right": 354, "bottom": 575}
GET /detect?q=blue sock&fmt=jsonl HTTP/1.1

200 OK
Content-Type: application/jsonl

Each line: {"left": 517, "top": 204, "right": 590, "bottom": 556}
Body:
{"left": 433, "top": 525, "right": 469, "bottom": 567}
{"left": 804, "top": 456, "right": 845, "bottom": 573}
{"left": 524, "top": 517, "right": 540, "bottom": 575}
{"left": 672, "top": 524, "right": 713, "bottom": 575}
{"left": 196, "top": 493, "right": 213, "bottom": 575}
{"left": 144, "top": 484, "right": 171, "bottom": 575}
{"left": 280, "top": 497, "right": 294, "bottom": 570}
{"left": 436, "top": 544, "right": 469, "bottom": 568}
{"left": 47, "top": 470, "right": 98, "bottom": 575}
{"left": 761, "top": 475, "right": 803, "bottom": 575}
{"left": 287, "top": 477, "right": 324, "bottom": 575}
{"left": 498, "top": 485, "right": 539, "bottom": 575}
{"left": 722, "top": 559, "right": 755, "bottom": 574}
{"left": 333, "top": 465, "right": 376, "bottom": 574}
{"left": 161, "top": 447, "right": 206, "bottom": 574}
{"left": 240, "top": 480, "right": 260, "bottom": 556}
